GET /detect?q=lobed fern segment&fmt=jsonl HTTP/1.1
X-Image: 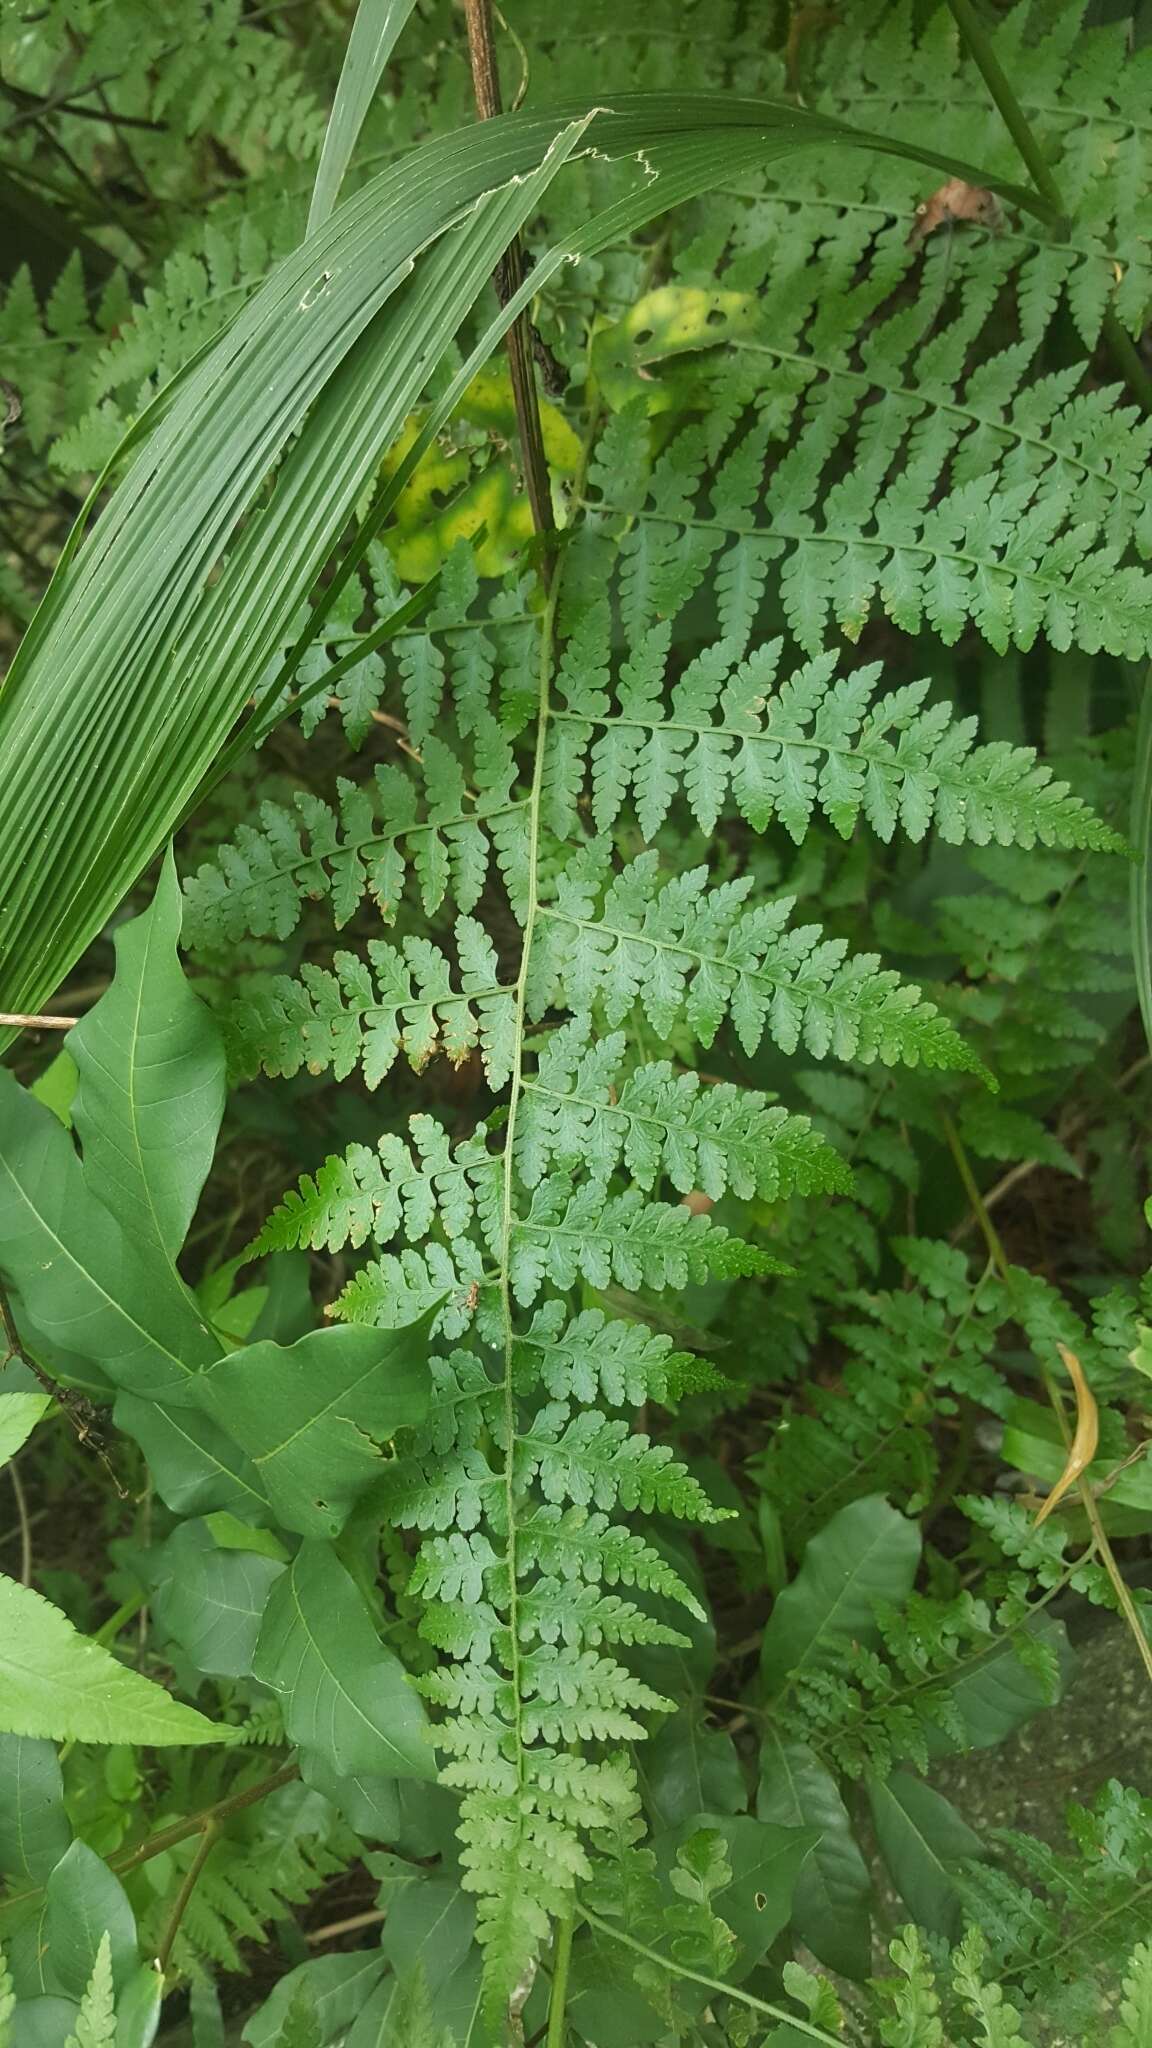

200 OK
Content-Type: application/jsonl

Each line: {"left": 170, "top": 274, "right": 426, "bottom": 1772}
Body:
{"left": 185, "top": 719, "right": 529, "bottom": 948}
{"left": 531, "top": 842, "right": 988, "bottom": 1076}
{"left": 545, "top": 607, "right": 1127, "bottom": 850}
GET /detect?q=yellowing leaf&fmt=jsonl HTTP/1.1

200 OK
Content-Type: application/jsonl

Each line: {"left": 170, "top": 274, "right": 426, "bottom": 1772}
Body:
{"left": 1034, "top": 1344, "right": 1100, "bottom": 1526}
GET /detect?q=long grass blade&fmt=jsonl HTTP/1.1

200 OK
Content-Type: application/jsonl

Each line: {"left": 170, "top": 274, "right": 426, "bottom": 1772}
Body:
{"left": 308, "top": 0, "right": 419, "bottom": 236}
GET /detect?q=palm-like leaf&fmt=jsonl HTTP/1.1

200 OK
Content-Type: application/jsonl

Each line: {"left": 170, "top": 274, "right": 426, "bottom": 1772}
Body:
{"left": 0, "top": 94, "right": 1044, "bottom": 1035}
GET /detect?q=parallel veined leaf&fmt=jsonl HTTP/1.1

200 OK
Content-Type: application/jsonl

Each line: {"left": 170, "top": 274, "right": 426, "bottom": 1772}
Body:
{"left": 307, "top": 0, "right": 420, "bottom": 236}
{"left": 0, "top": 94, "right": 1047, "bottom": 1036}
{"left": 0, "top": 1575, "right": 235, "bottom": 1746}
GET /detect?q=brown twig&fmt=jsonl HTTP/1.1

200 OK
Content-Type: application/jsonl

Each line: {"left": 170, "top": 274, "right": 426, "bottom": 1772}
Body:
{"left": 463, "top": 0, "right": 557, "bottom": 569}
{"left": 109, "top": 1763, "right": 299, "bottom": 1878}
{"left": 0, "top": 1010, "right": 78, "bottom": 1030}
{"left": 306, "top": 1907, "right": 386, "bottom": 1945}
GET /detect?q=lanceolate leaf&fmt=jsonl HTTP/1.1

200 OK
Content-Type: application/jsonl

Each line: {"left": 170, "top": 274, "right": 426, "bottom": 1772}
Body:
{"left": 0, "top": 1576, "right": 235, "bottom": 1746}
{"left": 760, "top": 1496, "right": 922, "bottom": 1693}
{"left": 0, "top": 1070, "right": 219, "bottom": 1401}
{"left": 68, "top": 849, "right": 226, "bottom": 1264}
{"left": 195, "top": 1320, "right": 434, "bottom": 1537}
{"left": 0, "top": 96, "right": 1045, "bottom": 1034}
{"left": 757, "top": 1732, "right": 872, "bottom": 1980}
{"left": 0, "top": 1736, "right": 71, "bottom": 1885}
{"left": 252, "top": 1541, "right": 435, "bottom": 1780}
{"left": 866, "top": 1769, "right": 984, "bottom": 1941}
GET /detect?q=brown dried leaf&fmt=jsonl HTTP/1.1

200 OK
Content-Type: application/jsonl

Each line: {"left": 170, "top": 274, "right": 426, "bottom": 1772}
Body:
{"left": 909, "top": 178, "right": 1002, "bottom": 245}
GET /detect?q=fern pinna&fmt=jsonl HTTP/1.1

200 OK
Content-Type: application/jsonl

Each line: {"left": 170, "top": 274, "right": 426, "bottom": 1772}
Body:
{"left": 187, "top": 478, "right": 1119, "bottom": 2007}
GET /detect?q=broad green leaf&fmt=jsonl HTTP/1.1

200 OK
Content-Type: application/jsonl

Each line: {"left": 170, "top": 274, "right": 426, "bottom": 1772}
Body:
{"left": 18, "top": 1997, "right": 83, "bottom": 2046}
{"left": 252, "top": 1540, "right": 434, "bottom": 1780}
{"left": 0, "top": 1393, "right": 50, "bottom": 1470}
{"left": 0, "top": 1072, "right": 219, "bottom": 1402}
{"left": 757, "top": 1732, "right": 871, "bottom": 1980}
{"left": 0, "top": 1735, "right": 71, "bottom": 1884}
{"left": 44, "top": 1843, "right": 136, "bottom": 2000}
{"left": 0, "top": 95, "right": 1045, "bottom": 1034}
{"left": 307, "top": 0, "right": 419, "bottom": 236}
{"left": 29, "top": 1051, "right": 76, "bottom": 1128}
{"left": 936, "top": 1614, "right": 1067, "bottom": 1754}
{"left": 654, "top": 1815, "right": 817, "bottom": 1980}
{"left": 301, "top": 1756, "right": 455, "bottom": 1856}
{"left": 761, "top": 1496, "right": 922, "bottom": 1692}
{"left": 242, "top": 1953, "right": 388, "bottom": 2048}
{"left": 112, "top": 1393, "right": 269, "bottom": 1522}
{"left": 69, "top": 851, "right": 225, "bottom": 1263}
{"left": 640, "top": 1716, "right": 746, "bottom": 1832}
{"left": 379, "top": 1874, "right": 475, "bottom": 1984}
{"left": 866, "top": 1770, "right": 984, "bottom": 1940}
{"left": 195, "top": 1319, "right": 433, "bottom": 1538}
{"left": 0, "top": 1575, "right": 234, "bottom": 1746}
{"left": 152, "top": 1522, "right": 285, "bottom": 1680}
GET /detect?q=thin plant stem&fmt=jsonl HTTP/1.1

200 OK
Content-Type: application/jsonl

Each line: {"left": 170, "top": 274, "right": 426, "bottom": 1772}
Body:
{"left": 946, "top": 0, "right": 1152, "bottom": 411}
{"left": 580, "top": 1909, "right": 843, "bottom": 2046}
{"left": 109, "top": 1763, "right": 299, "bottom": 1877}
{"left": 463, "top": 0, "right": 556, "bottom": 565}
{"left": 157, "top": 1821, "right": 218, "bottom": 1974}
{"left": 941, "top": 1112, "right": 1010, "bottom": 1277}
{"left": 8, "top": 1462, "right": 31, "bottom": 1586}
{"left": 945, "top": 0, "right": 1063, "bottom": 211}
{"left": 545, "top": 1911, "right": 575, "bottom": 2048}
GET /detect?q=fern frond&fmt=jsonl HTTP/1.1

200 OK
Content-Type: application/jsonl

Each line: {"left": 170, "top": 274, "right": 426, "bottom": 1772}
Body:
{"left": 513, "top": 1301, "right": 722, "bottom": 1407}
{"left": 254, "top": 1113, "right": 502, "bottom": 1257}
{"left": 1114, "top": 1940, "right": 1152, "bottom": 2048}
{"left": 64, "top": 1935, "right": 115, "bottom": 2048}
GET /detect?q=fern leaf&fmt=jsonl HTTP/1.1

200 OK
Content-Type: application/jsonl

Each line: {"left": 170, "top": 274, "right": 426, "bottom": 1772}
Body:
{"left": 185, "top": 724, "right": 526, "bottom": 947}
{"left": 64, "top": 1934, "right": 115, "bottom": 2048}
{"left": 231, "top": 918, "right": 516, "bottom": 1090}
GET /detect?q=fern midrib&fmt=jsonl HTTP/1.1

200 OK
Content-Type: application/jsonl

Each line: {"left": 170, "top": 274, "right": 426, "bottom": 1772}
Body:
{"left": 834, "top": 85, "right": 1152, "bottom": 146}
{"left": 493, "top": 573, "right": 563, "bottom": 1799}
{"left": 549, "top": 703, "right": 1083, "bottom": 812}
{"left": 204, "top": 797, "right": 530, "bottom": 913}
{"left": 604, "top": 506, "right": 1134, "bottom": 602}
